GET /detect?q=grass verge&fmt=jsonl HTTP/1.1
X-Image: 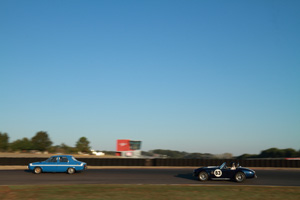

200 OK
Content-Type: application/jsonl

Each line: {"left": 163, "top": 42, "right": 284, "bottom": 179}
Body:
{"left": 0, "top": 184, "right": 299, "bottom": 200}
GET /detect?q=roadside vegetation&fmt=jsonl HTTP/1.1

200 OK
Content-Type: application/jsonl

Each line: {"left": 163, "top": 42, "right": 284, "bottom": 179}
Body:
{"left": 1, "top": 132, "right": 300, "bottom": 159}
{"left": 236, "top": 148, "right": 300, "bottom": 159}
{"left": 143, "top": 148, "right": 300, "bottom": 159}
{"left": 0, "top": 131, "right": 94, "bottom": 155}
{"left": 0, "top": 184, "right": 299, "bottom": 200}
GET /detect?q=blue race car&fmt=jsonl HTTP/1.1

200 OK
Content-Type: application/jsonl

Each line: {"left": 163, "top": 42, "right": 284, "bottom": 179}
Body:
{"left": 193, "top": 162, "right": 257, "bottom": 182}
{"left": 28, "top": 155, "right": 87, "bottom": 174}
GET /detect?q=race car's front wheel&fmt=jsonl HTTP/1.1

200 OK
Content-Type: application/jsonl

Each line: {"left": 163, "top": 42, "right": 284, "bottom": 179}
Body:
{"left": 198, "top": 171, "right": 208, "bottom": 181}
{"left": 235, "top": 172, "right": 245, "bottom": 182}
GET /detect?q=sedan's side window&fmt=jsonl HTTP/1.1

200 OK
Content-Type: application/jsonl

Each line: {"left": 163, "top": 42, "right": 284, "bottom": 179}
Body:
{"left": 60, "top": 157, "right": 68, "bottom": 162}
{"left": 48, "top": 157, "right": 57, "bottom": 162}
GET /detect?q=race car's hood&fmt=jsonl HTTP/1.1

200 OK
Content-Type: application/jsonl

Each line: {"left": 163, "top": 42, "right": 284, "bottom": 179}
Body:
{"left": 203, "top": 166, "right": 218, "bottom": 169}
{"left": 195, "top": 166, "right": 218, "bottom": 171}
{"left": 201, "top": 166, "right": 218, "bottom": 169}
{"left": 238, "top": 167, "right": 255, "bottom": 172}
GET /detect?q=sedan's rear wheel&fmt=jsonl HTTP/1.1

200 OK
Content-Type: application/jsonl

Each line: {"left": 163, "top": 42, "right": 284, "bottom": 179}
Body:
{"left": 34, "top": 167, "right": 42, "bottom": 174}
{"left": 235, "top": 172, "right": 246, "bottom": 182}
{"left": 198, "top": 171, "right": 208, "bottom": 181}
{"left": 67, "top": 168, "right": 75, "bottom": 174}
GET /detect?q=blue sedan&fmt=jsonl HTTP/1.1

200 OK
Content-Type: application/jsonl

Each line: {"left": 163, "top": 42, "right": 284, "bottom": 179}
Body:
{"left": 28, "top": 155, "right": 87, "bottom": 174}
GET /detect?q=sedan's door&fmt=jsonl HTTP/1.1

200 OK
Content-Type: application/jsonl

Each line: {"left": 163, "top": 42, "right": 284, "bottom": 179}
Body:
{"left": 43, "top": 157, "right": 58, "bottom": 172}
{"left": 56, "top": 156, "right": 70, "bottom": 172}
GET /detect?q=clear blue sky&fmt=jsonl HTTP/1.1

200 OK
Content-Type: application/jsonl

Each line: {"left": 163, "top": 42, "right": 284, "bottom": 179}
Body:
{"left": 1, "top": 0, "right": 299, "bottom": 156}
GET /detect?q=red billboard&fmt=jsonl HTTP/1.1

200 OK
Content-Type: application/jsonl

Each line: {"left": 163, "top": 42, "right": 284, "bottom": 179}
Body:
{"left": 116, "top": 139, "right": 131, "bottom": 151}
{"left": 116, "top": 139, "right": 142, "bottom": 156}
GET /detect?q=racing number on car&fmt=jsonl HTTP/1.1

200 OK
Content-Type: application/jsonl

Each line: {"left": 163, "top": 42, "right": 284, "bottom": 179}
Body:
{"left": 214, "top": 169, "right": 222, "bottom": 177}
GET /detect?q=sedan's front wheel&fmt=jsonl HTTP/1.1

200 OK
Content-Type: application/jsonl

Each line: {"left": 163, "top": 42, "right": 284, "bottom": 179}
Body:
{"left": 34, "top": 167, "right": 42, "bottom": 174}
{"left": 67, "top": 168, "right": 75, "bottom": 174}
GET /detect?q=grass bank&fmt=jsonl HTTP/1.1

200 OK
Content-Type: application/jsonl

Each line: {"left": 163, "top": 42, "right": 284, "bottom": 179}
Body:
{"left": 0, "top": 184, "right": 299, "bottom": 200}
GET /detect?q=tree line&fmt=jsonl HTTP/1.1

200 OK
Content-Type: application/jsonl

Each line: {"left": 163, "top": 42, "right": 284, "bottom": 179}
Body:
{"left": 143, "top": 148, "right": 300, "bottom": 159}
{"left": 236, "top": 148, "right": 300, "bottom": 159}
{"left": 142, "top": 149, "right": 219, "bottom": 159}
{"left": 0, "top": 131, "right": 91, "bottom": 153}
{"left": 1, "top": 132, "right": 299, "bottom": 158}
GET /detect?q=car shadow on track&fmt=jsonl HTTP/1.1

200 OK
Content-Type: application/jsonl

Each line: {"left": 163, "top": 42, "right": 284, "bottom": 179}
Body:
{"left": 175, "top": 173, "right": 244, "bottom": 184}
{"left": 23, "top": 169, "right": 85, "bottom": 175}
{"left": 175, "top": 173, "right": 198, "bottom": 181}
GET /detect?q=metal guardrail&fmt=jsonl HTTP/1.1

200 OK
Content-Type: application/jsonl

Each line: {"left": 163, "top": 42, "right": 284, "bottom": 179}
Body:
{"left": 0, "top": 157, "right": 299, "bottom": 167}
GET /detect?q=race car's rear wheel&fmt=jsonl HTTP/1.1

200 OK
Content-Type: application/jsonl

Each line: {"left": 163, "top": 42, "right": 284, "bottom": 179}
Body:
{"left": 67, "top": 167, "right": 75, "bottom": 174}
{"left": 198, "top": 171, "right": 208, "bottom": 181}
{"left": 235, "top": 172, "right": 246, "bottom": 182}
{"left": 34, "top": 167, "right": 42, "bottom": 174}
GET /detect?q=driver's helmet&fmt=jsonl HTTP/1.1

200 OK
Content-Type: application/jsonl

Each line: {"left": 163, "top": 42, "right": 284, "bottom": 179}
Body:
{"left": 230, "top": 162, "right": 236, "bottom": 169}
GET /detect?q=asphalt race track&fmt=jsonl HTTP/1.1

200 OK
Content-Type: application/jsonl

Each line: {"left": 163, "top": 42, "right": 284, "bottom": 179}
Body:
{"left": 0, "top": 168, "right": 299, "bottom": 186}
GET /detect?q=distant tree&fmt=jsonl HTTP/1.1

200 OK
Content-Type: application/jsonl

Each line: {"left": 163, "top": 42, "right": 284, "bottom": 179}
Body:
{"left": 60, "top": 143, "right": 78, "bottom": 154}
{"left": 10, "top": 138, "right": 33, "bottom": 151}
{"left": 282, "top": 148, "right": 298, "bottom": 158}
{"left": 236, "top": 153, "right": 258, "bottom": 160}
{"left": 76, "top": 137, "right": 91, "bottom": 153}
{"left": 242, "top": 147, "right": 300, "bottom": 158}
{"left": 47, "top": 145, "right": 60, "bottom": 153}
{"left": 0, "top": 132, "right": 9, "bottom": 151}
{"left": 259, "top": 148, "right": 280, "bottom": 158}
{"left": 237, "top": 148, "right": 300, "bottom": 159}
{"left": 151, "top": 149, "right": 188, "bottom": 158}
{"left": 213, "top": 153, "right": 233, "bottom": 159}
{"left": 184, "top": 153, "right": 214, "bottom": 159}
{"left": 31, "top": 131, "right": 52, "bottom": 151}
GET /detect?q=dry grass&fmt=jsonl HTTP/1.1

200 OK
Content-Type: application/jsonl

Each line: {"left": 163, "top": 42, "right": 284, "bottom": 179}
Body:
{"left": 0, "top": 185, "right": 299, "bottom": 200}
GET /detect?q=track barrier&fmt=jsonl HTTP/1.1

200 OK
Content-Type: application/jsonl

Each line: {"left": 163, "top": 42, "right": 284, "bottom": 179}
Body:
{"left": 0, "top": 157, "right": 299, "bottom": 167}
